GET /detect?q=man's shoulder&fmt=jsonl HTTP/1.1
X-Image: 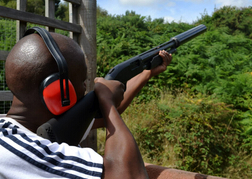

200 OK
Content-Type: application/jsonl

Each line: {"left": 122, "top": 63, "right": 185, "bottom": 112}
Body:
{"left": 0, "top": 115, "right": 32, "bottom": 133}
{"left": 0, "top": 115, "right": 103, "bottom": 179}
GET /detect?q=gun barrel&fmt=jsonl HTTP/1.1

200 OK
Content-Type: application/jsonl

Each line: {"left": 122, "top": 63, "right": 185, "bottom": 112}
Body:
{"left": 172, "top": 24, "right": 207, "bottom": 47}
{"left": 154, "top": 24, "right": 207, "bottom": 51}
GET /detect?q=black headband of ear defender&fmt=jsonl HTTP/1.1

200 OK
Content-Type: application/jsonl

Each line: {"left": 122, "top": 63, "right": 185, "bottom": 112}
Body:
{"left": 23, "top": 27, "right": 70, "bottom": 106}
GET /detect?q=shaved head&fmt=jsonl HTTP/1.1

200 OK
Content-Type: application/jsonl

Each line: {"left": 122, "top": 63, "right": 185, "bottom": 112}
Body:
{"left": 5, "top": 32, "right": 87, "bottom": 106}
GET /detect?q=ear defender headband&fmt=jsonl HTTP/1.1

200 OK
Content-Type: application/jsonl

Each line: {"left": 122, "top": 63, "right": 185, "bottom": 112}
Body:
{"left": 23, "top": 27, "right": 77, "bottom": 115}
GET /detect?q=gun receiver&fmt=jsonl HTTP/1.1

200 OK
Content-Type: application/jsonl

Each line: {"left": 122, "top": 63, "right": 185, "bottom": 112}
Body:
{"left": 36, "top": 24, "right": 207, "bottom": 145}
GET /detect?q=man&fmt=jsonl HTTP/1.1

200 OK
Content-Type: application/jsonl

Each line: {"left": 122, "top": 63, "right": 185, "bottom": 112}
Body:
{"left": 0, "top": 30, "right": 172, "bottom": 178}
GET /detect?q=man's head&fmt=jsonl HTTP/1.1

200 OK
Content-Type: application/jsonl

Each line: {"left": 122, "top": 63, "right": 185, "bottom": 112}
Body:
{"left": 5, "top": 30, "right": 87, "bottom": 122}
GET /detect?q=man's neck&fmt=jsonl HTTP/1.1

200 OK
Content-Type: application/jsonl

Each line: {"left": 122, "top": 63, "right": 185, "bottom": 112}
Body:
{"left": 6, "top": 96, "right": 53, "bottom": 133}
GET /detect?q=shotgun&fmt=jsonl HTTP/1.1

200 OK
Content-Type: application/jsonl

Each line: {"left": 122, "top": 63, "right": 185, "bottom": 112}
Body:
{"left": 36, "top": 24, "right": 207, "bottom": 145}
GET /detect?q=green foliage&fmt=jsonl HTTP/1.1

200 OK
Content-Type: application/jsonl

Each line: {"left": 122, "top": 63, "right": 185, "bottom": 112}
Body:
{"left": 55, "top": 1, "right": 69, "bottom": 22}
{"left": 97, "top": 13, "right": 195, "bottom": 101}
{"left": 96, "top": 6, "right": 252, "bottom": 177}
{"left": 141, "top": 21, "right": 252, "bottom": 110}
{"left": 119, "top": 92, "right": 252, "bottom": 177}
{"left": 96, "top": 7, "right": 252, "bottom": 106}
{"left": 96, "top": 6, "right": 252, "bottom": 104}
{"left": 1, "top": 3, "right": 252, "bottom": 177}
{"left": 26, "top": 0, "right": 45, "bottom": 15}
{"left": 157, "top": 93, "right": 241, "bottom": 175}
{"left": 97, "top": 5, "right": 108, "bottom": 17}
{"left": 97, "top": 11, "right": 155, "bottom": 77}
{"left": 198, "top": 6, "right": 252, "bottom": 38}
{"left": 0, "top": 18, "right": 16, "bottom": 51}
{"left": 0, "top": 0, "right": 15, "bottom": 9}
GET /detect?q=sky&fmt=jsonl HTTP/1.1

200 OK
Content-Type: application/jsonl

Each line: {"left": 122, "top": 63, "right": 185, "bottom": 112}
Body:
{"left": 97, "top": 0, "right": 252, "bottom": 24}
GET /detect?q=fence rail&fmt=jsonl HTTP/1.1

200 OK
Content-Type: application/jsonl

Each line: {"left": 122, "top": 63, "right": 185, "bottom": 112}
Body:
{"left": 66, "top": 0, "right": 81, "bottom": 5}
{"left": 0, "top": 6, "right": 81, "bottom": 33}
{"left": 0, "top": 91, "right": 13, "bottom": 101}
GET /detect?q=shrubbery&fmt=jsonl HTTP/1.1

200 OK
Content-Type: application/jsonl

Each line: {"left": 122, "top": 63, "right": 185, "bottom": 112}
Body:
{"left": 117, "top": 92, "right": 252, "bottom": 178}
{"left": 96, "top": 5, "right": 252, "bottom": 177}
{"left": 1, "top": 4, "right": 252, "bottom": 177}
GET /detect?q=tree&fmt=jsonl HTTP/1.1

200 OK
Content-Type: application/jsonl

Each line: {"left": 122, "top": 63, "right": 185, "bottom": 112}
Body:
{"left": 97, "top": 5, "right": 108, "bottom": 17}
{"left": 0, "top": 0, "right": 64, "bottom": 20}
{"left": 26, "top": 0, "right": 44, "bottom": 15}
{"left": 0, "top": 0, "right": 15, "bottom": 9}
{"left": 55, "top": 1, "right": 69, "bottom": 21}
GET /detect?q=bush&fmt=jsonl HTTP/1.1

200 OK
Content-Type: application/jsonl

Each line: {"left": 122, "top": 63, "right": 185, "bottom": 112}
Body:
{"left": 115, "top": 91, "right": 252, "bottom": 177}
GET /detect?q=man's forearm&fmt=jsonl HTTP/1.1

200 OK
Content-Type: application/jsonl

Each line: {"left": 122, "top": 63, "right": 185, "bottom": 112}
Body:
{"left": 101, "top": 103, "right": 148, "bottom": 179}
{"left": 117, "top": 70, "right": 151, "bottom": 114}
{"left": 110, "top": 50, "right": 171, "bottom": 114}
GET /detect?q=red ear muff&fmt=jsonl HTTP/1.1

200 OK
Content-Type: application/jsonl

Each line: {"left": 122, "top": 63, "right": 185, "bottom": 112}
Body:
{"left": 41, "top": 74, "right": 77, "bottom": 115}
{"left": 25, "top": 27, "right": 77, "bottom": 115}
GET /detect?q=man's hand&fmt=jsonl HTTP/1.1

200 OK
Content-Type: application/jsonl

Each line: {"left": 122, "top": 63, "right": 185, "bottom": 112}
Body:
{"left": 94, "top": 77, "right": 125, "bottom": 108}
{"left": 148, "top": 50, "right": 172, "bottom": 79}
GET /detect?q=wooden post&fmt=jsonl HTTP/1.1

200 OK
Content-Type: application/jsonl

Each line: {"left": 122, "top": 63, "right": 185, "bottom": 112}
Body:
{"left": 69, "top": 2, "right": 79, "bottom": 42}
{"left": 78, "top": 0, "right": 97, "bottom": 150}
{"left": 16, "top": 0, "right": 27, "bottom": 41}
{"left": 45, "top": 0, "right": 55, "bottom": 32}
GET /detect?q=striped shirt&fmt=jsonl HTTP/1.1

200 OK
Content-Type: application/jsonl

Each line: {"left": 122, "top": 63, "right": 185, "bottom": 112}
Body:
{"left": 0, "top": 116, "right": 103, "bottom": 179}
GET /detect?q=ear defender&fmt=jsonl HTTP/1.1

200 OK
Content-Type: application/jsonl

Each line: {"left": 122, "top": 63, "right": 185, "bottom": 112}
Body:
{"left": 40, "top": 73, "right": 77, "bottom": 115}
{"left": 24, "top": 27, "right": 77, "bottom": 115}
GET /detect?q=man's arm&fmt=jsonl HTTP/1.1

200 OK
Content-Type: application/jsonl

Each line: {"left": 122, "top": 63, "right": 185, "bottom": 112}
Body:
{"left": 94, "top": 78, "right": 149, "bottom": 179}
{"left": 92, "top": 50, "right": 172, "bottom": 129}
{"left": 118, "top": 50, "right": 172, "bottom": 113}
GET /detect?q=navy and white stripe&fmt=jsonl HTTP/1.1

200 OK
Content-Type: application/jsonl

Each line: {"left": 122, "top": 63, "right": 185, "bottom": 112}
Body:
{"left": 0, "top": 118, "right": 103, "bottom": 179}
